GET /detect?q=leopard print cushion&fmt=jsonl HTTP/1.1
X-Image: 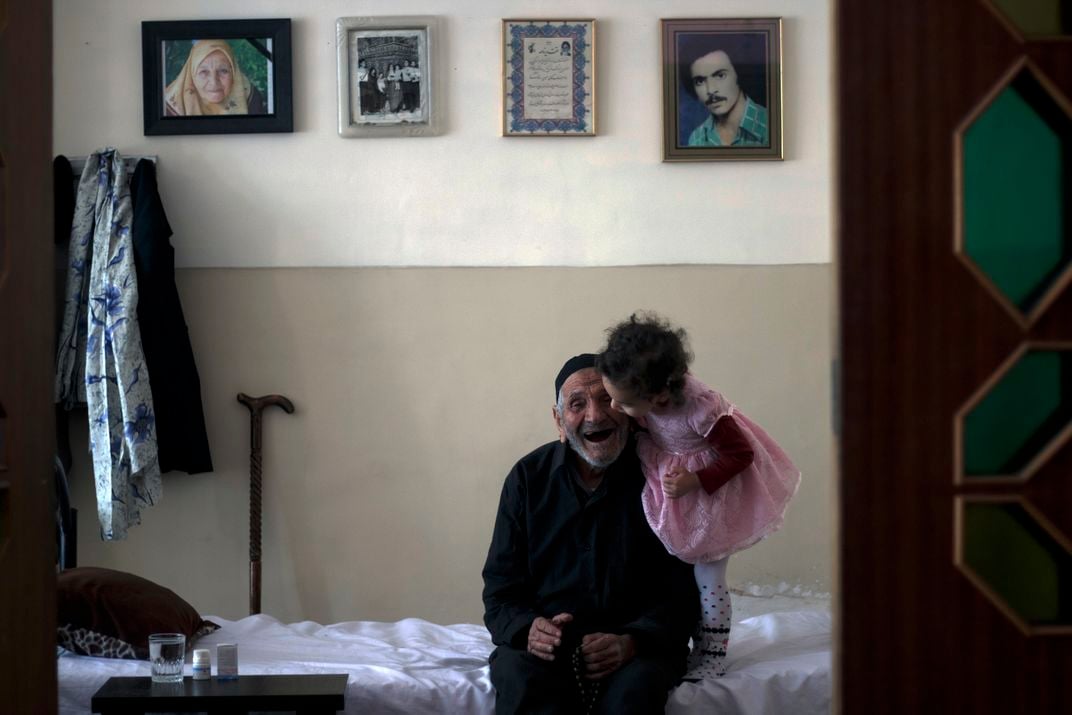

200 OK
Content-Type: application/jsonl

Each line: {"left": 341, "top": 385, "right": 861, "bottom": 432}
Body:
{"left": 57, "top": 621, "right": 219, "bottom": 659}
{"left": 57, "top": 623, "right": 139, "bottom": 659}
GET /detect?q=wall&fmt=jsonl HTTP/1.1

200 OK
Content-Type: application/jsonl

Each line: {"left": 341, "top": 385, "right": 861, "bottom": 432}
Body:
{"left": 66, "top": 266, "right": 833, "bottom": 624}
{"left": 53, "top": 0, "right": 831, "bottom": 267}
{"left": 55, "top": 0, "right": 835, "bottom": 625}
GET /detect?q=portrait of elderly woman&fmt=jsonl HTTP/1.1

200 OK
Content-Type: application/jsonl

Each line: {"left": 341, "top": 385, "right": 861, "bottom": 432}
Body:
{"left": 163, "top": 39, "right": 270, "bottom": 116}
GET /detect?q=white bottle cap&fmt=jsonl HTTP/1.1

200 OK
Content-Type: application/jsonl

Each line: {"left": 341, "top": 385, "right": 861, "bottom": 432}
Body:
{"left": 192, "top": 648, "right": 211, "bottom": 665}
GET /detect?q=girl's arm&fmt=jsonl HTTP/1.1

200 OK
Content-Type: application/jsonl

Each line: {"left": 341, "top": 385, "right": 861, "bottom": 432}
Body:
{"left": 695, "top": 415, "right": 754, "bottom": 493}
{"left": 663, "top": 415, "right": 754, "bottom": 498}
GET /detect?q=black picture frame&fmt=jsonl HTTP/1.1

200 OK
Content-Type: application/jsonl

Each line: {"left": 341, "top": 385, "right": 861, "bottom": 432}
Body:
{"left": 141, "top": 19, "right": 293, "bottom": 136}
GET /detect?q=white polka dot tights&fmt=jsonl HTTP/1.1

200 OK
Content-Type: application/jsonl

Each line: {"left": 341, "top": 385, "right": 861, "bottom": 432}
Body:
{"left": 685, "top": 557, "right": 730, "bottom": 679}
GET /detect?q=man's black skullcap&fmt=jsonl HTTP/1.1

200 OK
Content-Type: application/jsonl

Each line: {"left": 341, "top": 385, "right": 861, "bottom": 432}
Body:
{"left": 555, "top": 353, "right": 598, "bottom": 399}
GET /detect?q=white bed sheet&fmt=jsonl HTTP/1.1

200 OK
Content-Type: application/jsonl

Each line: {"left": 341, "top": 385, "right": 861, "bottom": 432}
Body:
{"left": 58, "top": 594, "right": 831, "bottom": 714}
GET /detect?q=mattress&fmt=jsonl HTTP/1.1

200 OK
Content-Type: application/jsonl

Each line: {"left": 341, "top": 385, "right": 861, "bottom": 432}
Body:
{"left": 58, "top": 593, "right": 831, "bottom": 714}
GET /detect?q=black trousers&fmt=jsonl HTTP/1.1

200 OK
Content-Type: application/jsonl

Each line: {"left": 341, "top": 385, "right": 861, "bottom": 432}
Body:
{"left": 489, "top": 644, "right": 679, "bottom": 715}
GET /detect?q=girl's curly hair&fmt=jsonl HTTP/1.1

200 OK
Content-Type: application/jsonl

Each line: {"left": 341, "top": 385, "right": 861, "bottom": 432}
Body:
{"left": 595, "top": 312, "right": 693, "bottom": 405}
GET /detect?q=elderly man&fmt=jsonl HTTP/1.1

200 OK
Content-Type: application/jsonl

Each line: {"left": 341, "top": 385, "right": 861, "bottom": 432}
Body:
{"left": 684, "top": 47, "right": 769, "bottom": 147}
{"left": 482, "top": 354, "right": 697, "bottom": 714}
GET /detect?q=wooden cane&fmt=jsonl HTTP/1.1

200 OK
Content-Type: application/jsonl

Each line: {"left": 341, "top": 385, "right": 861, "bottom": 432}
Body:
{"left": 237, "top": 392, "right": 295, "bottom": 615}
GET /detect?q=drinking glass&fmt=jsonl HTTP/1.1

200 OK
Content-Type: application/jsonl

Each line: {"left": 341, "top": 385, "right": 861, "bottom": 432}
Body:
{"left": 148, "top": 633, "right": 186, "bottom": 683}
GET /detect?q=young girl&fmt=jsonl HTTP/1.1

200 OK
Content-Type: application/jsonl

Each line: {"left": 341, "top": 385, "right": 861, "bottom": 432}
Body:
{"left": 596, "top": 312, "right": 800, "bottom": 680}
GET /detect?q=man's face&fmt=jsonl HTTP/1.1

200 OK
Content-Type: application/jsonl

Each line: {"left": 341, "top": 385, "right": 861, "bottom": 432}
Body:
{"left": 553, "top": 368, "right": 630, "bottom": 469}
{"left": 690, "top": 50, "right": 740, "bottom": 118}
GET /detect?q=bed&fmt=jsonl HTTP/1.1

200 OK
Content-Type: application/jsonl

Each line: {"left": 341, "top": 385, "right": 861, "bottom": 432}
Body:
{"left": 57, "top": 409, "right": 830, "bottom": 714}
{"left": 58, "top": 591, "right": 831, "bottom": 714}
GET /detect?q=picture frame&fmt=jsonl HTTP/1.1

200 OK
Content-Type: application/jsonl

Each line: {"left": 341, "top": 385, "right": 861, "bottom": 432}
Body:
{"left": 502, "top": 19, "right": 596, "bottom": 136}
{"left": 661, "top": 18, "right": 782, "bottom": 161}
{"left": 141, "top": 19, "right": 293, "bottom": 136}
{"left": 336, "top": 16, "right": 442, "bottom": 138}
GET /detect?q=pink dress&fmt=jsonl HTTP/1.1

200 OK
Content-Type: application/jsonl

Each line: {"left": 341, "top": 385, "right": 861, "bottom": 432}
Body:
{"left": 636, "top": 374, "right": 800, "bottom": 564}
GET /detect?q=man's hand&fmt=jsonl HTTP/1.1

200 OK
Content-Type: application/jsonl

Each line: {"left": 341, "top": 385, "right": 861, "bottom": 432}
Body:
{"left": 527, "top": 613, "right": 573, "bottom": 661}
{"left": 580, "top": 633, "right": 636, "bottom": 679}
{"left": 663, "top": 468, "right": 701, "bottom": 498}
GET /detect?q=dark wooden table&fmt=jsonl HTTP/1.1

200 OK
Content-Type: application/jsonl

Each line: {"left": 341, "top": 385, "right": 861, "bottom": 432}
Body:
{"left": 90, "top": 673, "right": 348, "bottom": 714}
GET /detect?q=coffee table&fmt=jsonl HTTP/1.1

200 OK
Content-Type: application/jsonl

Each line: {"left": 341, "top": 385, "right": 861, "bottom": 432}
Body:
{"left": 90, "top": 673, "right": 348, "bottom": 714}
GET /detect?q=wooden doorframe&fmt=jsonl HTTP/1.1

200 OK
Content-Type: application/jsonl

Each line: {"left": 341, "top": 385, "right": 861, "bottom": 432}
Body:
{"left": 0, "top": 0, "right": 57, "bottom": 711}
{"left": 838, "top": 0, "right": 1072, "bottom": 712}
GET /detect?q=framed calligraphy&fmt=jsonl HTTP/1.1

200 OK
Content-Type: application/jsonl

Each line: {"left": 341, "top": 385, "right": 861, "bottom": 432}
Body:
{"left": 141, "top": 19, "right": 293, "bottom": 136}
{"left": 336, "top": 16, "right": 443, "bottom": 137}
{"left": 502, "top": 19, "right": 596, "bottom": 136}
{"left": 661, "top": 18, "right": 783, "bottom": 161}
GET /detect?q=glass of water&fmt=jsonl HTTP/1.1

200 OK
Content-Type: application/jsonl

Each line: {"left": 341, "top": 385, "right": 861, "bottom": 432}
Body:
{"left": 149, "top": 633, "right": 186, "bottom": 683}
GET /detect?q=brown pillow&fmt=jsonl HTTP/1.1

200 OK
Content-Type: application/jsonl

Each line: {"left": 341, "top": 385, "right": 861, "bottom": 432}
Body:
{"left": 57, "top": 567, "right": 218, "bottom": 659}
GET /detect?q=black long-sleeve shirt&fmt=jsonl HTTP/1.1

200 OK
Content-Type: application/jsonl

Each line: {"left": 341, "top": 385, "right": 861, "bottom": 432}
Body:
{"left": 481, "top": 439, "right": 697, "bottom": 660}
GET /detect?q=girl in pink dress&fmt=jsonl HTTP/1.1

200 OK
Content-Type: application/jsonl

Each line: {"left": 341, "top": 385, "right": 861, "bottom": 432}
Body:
{"left": 596, "top": 313, "right": 800, "bottom": 679}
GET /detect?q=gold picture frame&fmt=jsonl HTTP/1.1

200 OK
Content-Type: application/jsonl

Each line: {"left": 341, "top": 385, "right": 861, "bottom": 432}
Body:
{"left": 502, "top": 19, "right": 596, "bottom": 136}
{"left": 661, "top": 17, "right": 783, "bottom": 161}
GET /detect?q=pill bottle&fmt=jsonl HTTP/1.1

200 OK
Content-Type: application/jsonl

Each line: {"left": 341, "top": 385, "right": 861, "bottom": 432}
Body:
{"left": 192, "top": 649, "right": 211, "bottom": 680}
{"left": 217, "top": 643, "right": 239, "bottom": 681}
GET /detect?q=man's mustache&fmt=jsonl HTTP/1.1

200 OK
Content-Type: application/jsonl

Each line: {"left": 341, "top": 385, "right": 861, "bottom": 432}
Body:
{"left": 705, "top": 96, "right": 726, "bottom": 105}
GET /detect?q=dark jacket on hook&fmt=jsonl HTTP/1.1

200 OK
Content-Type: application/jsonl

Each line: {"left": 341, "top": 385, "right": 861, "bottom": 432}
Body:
{"left": 130, "top": 158, "right": 213, "bottom": 474}
{"left": 53, "top": 156, "right": 76, "bottom": 473}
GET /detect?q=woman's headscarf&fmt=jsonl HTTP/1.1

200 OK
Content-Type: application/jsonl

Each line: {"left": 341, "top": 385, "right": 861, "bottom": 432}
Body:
{"left": 164, "top": 39, "right": 254, "bottom": 116}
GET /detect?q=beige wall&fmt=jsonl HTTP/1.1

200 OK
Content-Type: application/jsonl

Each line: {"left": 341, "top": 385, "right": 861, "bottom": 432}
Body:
{"left": 67, "top": 265, "right": 833, "bottom": 625}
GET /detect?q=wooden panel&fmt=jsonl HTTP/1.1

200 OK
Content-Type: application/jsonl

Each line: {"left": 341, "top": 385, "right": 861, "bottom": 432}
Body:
{"left": 839, "top": 0, "right": 1072, "bottom": 711}
{"left": 0, "top": 0, "right": 55, "bottom": 711}
{"left": 1, "top": 150, "right": 6, "bottom": 284}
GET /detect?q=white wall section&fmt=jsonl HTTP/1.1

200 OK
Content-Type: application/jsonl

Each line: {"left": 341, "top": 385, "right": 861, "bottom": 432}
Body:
{"left": 54, "top": 0, "right": 831, "bottom": 267}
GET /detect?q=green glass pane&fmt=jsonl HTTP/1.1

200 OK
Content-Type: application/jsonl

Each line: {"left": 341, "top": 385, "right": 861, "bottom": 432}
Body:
{"left": 963, "top": 76, "right": 1067, "bottom": 313}
{"left": 989, "top": 0, "right": 1071, "bottom": 36}
{"left": 963, "top": 350, "right": 1072, "bottom": 476}
{"left": 963, "top": 501, "right": 1072, "bottom": 625}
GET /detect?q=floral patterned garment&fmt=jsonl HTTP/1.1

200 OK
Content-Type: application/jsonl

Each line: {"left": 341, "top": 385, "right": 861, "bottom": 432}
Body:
{"left": 55, "top": 149, "right": 161, "bottom": 540}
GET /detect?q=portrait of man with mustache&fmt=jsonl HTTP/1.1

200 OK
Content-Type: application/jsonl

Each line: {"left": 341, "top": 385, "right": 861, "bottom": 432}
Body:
{"left": 677, "top": 33, "right": 770, "bottom": 149}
